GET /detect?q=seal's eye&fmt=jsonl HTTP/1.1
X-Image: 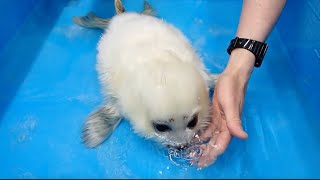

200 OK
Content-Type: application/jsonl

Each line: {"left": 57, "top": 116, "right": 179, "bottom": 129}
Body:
{"left": 153, "top": 123, "right": 172, "bottom": 133}
{"left": 187, "top": 114, "right": 198, "bottom": 129}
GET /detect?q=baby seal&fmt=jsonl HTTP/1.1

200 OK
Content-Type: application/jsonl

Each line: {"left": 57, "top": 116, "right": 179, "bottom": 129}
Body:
{"left": 73, "top": 0, "right": 219, "bottom": 149}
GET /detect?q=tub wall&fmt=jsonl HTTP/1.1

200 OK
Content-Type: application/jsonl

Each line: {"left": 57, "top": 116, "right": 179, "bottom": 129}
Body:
{"left": 0, "top": 0, "right": 40, "bottom": 50}
{"left": 0, "top": 0, "right": 69, "bottom": 118}
{"left": 1, "top": 1, "right": 318, "bottom": 116}
{"left": 0, "top": 0, "right": 319, "bottom": 178}
{"left": 276, "top": 0, "right": 320, "bottom": 110}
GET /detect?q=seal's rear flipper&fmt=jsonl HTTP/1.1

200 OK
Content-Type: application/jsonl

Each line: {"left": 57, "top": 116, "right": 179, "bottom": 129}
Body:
{"left": 73, "top": 0, "right": 155, "bottom": 29}
{"left": 115, "top": 0, "right": 155, "bottom": 16}
{"left": 115, "top": 0, "right": 125, "bottom": 14}
{"left": 208, "top": 73, "right": 220, "bottom": 90}
{"left": 142, "top": 0, "right": 156, "bottom": 16}
{"left": 72, "top": 12, "right": 110, "bottom": 30}
{"left": 82, "top": 104, "right": 121, "bottom": 148}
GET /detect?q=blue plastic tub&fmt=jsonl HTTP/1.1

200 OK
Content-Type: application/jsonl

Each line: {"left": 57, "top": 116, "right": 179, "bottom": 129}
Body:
{"left": 0, "top": 0, "right": 319, "bottom": 178}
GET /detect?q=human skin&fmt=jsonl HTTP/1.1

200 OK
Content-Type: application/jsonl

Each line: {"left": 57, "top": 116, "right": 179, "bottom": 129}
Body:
{"left": 197, "top": 0, "right": 287, "bottom": 168}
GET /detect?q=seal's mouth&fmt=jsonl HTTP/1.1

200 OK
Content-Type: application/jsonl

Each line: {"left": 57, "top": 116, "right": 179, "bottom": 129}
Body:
{"left": 166, "top": 144, "right": 188, "bottom": 151}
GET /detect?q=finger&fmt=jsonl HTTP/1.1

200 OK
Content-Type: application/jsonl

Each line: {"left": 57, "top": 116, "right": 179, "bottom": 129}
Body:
{"left": 214, "top": 126, "right": 232, "bottom": 156}
{"left": 208, "top": 120, "right": 231, "bottom": 156}
{"left": 200, "top": 101, "right": 220, "bottom": 141}
{"left": 197, "top": 132, "right": 230, "bottom": 168}
{"left": 200, "top": 126, "right": 216, "bottom": 141}
{"left": 199, "top": 128, "right": 220, "bottom": 155}
{"left": 201, "top": 94, "right": 222, "bottom": 141}
{"left": 200, "top": 125, "right": 217, "bottom": 142}
{"left": 210, "top": 129, "right": 220, "bottom": 145}
{"left": 197, "top": 120, "right": 232, "bottom": 169}
{"left": 197, "top": 130, "right": 223, "bottom": 168}
{"left": 197, "top": 143, "right": 217, "bottom": 168}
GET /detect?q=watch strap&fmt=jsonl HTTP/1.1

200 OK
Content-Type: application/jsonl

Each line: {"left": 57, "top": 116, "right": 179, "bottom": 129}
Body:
{"left": 227, "top": 37, "right": 268, "bottom": 67}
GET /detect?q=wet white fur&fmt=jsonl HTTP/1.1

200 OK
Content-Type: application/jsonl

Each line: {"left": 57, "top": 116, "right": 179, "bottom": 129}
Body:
{"left": 97, "top": 13, "right": 212, "bottom": 145}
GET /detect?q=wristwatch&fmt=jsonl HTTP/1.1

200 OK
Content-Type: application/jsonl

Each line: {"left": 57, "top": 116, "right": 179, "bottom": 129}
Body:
{"left": 227, "top": 37, "right": 268, "bottom": 68}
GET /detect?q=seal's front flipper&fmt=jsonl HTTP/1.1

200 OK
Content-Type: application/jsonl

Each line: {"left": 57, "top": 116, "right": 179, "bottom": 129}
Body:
{"left": 208, "top": 73, "right": 220, "bottom": 90}
{"left": 142, "top": 0, "right": 156, "bottom": 16}
{"left": 73, "top": 12, "right": 110, "bottom": 30}
{"left": 82, "top": 104, "right": 121, "bottom": 148}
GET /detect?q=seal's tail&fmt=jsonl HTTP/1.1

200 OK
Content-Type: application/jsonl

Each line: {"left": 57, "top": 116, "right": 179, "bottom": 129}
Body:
{"left": 72, "top": 0, "right": 155, "bottom": 30}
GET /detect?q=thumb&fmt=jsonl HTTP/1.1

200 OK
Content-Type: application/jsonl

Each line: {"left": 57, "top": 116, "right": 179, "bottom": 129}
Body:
{"left": 220, "top": 102, "right": 248, "bottom": 139}
{"left": 225, "top": 117, "right": 248, "bottom": 139}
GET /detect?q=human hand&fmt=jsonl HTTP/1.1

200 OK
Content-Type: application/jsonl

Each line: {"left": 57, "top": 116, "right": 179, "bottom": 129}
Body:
{"left": 197, "top": 49, "right": 255, "bottom": 168}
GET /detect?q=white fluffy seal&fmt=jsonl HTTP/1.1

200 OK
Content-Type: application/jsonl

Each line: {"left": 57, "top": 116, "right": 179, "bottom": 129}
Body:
{"left": 73, "top": 0, "right": 219, "bottom": 149}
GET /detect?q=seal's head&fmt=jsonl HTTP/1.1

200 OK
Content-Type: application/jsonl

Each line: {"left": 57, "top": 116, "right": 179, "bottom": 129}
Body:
{"left": 122, "top": 53, "right": 211, "bottom": 149}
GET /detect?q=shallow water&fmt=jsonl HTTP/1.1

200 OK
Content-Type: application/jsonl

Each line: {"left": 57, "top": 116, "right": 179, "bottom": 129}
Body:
{"left": 0, "top": 0, "right": 320, "bottom": 178}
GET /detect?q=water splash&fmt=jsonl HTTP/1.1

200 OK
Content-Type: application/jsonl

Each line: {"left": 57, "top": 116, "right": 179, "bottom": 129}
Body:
{"left": 165, "top": 134, "right": 206, "bottom": 169}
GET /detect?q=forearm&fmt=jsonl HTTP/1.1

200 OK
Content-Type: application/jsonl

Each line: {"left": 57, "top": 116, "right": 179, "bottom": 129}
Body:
{"left": 224, "top": 0, "right": 286, "bottom": 80}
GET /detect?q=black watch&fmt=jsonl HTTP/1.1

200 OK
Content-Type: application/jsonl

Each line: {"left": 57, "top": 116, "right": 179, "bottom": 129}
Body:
{"left": 227, "top": 37, "right": 268, "bottom": 68}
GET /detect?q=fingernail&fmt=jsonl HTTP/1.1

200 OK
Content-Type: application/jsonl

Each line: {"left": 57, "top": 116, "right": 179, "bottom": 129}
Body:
{"left": 236, "top": 126, "right": 248, "bottom": 136}
{"left": 241, "top": 130, "right": 248, "bottom": 138}
{"left": 241, "top": 129, "right": 248, "bottom": 135}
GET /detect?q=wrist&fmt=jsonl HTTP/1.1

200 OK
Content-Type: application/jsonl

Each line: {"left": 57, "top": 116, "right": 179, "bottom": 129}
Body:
{"left": 223, "top": 48, "right": 255, "bottom": 82}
